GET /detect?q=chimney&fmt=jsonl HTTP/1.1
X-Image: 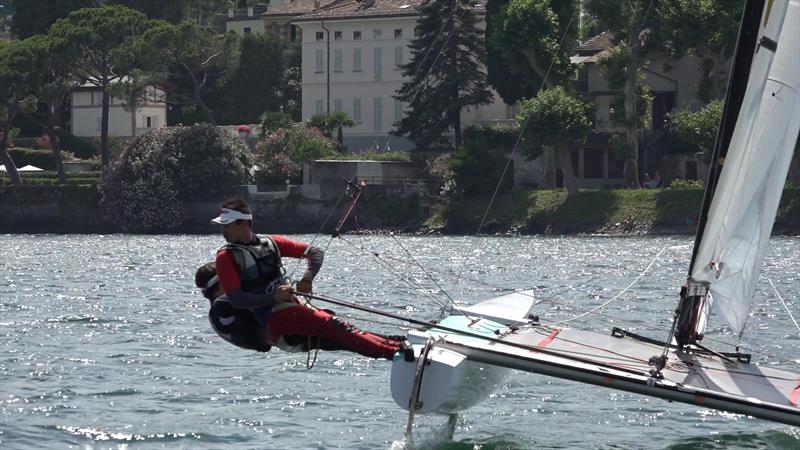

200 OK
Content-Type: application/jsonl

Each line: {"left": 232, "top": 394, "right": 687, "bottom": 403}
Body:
{"left": 227, "top": 8, "right": 234, "bottom": 18}
{"left": 247, "top": 6, "right": 254, "bottom": 16}
{"left": 314, "top": 0, "right": 320, "bottom": 9}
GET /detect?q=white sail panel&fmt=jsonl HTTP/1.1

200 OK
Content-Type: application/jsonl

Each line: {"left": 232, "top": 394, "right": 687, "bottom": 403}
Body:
{"left": 690, "top": 0, "right": 800, "bottom": 335}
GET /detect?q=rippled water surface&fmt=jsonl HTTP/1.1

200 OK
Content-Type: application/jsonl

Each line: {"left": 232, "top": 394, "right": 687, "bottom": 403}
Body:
{"left": 1, "top": 234, "right": 798, "bottom": 449}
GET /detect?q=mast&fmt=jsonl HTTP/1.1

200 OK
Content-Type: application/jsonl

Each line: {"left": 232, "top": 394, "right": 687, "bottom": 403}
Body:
{"left": 673, "top": 0, "right": 799, "bottom": 348}
{"left": 686, "top": 1, "right": 764, "bottom": 278}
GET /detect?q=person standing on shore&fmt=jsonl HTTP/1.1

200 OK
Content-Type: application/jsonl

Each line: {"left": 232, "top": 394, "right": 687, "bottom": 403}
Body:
{"left": 204, "top": 198, "right": 410, "bottom": 360}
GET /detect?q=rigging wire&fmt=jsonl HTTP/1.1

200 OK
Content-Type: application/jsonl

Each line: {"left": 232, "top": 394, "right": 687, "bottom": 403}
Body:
{"left": 765, "top": 276, "right": 800, "bottom": 331}
{"left": 286, "top": 188, "right": 349, "bottom": 281}
{"left": 449, "top": 3, "right": 579, "bottom": 293}
{"left": 535, "top": 245, "right": 669, "bottom": 327}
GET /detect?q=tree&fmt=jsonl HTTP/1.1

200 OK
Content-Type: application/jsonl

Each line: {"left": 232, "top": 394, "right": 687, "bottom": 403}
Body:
{"left": 585, "top": 0, "right": 660, "bottom": 187}
{"left": 0, "top": 39, "right": 31, "bottom": 185}
{"left": 49, "top": 5, "right": 153, "bottom": 171}
{"left": 221, "top": 33, "right": 286, "bottom": 124}
{"left": 306, "top": 112, "right": 355, "bottom": 151}
{"left": 14, "top": 34, "right": 78, "bottom": 184}
{"left": 139, "top": 20, "right": 239, "bottom": 125}
{"left": 658, "top": 0, "right": 745, "bottom": 102}
{"left": 394, "top": 0, "right": 493, "bottom": 150}
{"left": 10, "top": 0, "right": 97, "bottom": 38}
{"left": 517, "top": 86, "right": 592, "bottom": 196}
{"left": 279, "top": 43, "right": 302, "bottom": 121}
{"left": 486, "top": 0, "right": 577, "bottom": 104}
{"left": 667, "top": 99, "right": 723, "bottom": 162}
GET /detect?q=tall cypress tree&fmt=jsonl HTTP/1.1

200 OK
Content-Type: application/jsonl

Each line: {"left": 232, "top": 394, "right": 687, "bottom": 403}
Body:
{"left": 394, "top": 0, "right": 492, "bottom": 150}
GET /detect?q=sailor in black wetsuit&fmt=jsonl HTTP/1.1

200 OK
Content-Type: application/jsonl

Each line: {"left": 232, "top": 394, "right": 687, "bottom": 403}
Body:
{"left": 194, "top": 262, "right": 345, "bottom": 353}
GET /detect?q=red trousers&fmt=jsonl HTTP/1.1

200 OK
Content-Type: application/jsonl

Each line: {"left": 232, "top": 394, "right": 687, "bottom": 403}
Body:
{"left": 266, "top": 305, "right": 401, "bottom": 360}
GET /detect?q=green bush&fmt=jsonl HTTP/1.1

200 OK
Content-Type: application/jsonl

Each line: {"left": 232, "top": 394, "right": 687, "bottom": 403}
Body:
{"left": 463, "top": 124, "right": 521, "bottom": 151}
{"left": 669, "top": 178, "right": 704, "bottom": 189}
{"left": 449, "top": 137, "right": 513, "bottom": 197}
{"left": 101, "top": 124, "right": 253, "bottom": 232}
{"left": 7, "top": 148, "right": 56, "bottom": 170}
{"left": 256, "top": 127, "right": 334, "bottom": 184}
{"left": 261, "top": 111, "right": 295, "bottom": 136}
{"left": 329, "top": 151, "right": 411, "bottom": 162}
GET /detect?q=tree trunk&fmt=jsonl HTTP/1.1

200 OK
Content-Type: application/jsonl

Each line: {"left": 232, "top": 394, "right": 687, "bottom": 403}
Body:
{"left": 521, "top": 49, "right": 554, "bottom": 90}
{"left": 100, "top": 80, "right": 110, "bottom": 172}
{"left": 556, "top": 143, "right": 579, "bottom": 196}
{"left": 449, "top": 23, "right": 462, "bottom": 149}
{"left": 45, "top": 120, "right": 66, "bottom": 185}
{"left": 542, "top": 147, "right": 556, "bottom": 188}
{"left": 183, "top": 63, "right": 217, "bottom": 125}
{"left": 624, "top": 27, "right": 641, "bottom": 187}
{"left": 1, "top": 109, "right": 22, "bottom": 185}
{"left": 131, "top": 99, "right": 137, "bottom": 139}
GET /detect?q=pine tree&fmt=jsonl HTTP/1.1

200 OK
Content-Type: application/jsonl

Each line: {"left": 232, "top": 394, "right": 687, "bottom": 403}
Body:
{"left": 394, "top": 0, "right": 493, "bottom": 150}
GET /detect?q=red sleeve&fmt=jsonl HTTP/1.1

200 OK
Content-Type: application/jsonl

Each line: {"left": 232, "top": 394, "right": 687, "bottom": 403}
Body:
{"left": 215, "top": 249, "right": 242, "bottom": 294}
{"left": 270, "top": 235, "right": 308, "bottom": 258}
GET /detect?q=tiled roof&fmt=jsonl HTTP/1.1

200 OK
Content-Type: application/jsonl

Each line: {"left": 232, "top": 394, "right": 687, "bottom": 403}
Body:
{"left": 295, "top": 0, "right": 423, "bottom": 21}
{"left": 264, "top": 0, "right": 343, "bottom": 17}
{"left": 282, "top": 0, "right": 485, "bottom": 22}
{"left": 579, "top": 32, "right": 614, "bottom": 51}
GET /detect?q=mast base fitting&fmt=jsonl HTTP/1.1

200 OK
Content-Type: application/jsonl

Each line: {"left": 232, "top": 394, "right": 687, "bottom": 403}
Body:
{"left": 648, "top": 355, "right": 667, "bottom": 379}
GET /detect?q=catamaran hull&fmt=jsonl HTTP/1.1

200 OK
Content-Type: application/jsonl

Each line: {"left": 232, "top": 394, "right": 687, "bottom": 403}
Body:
{"left": 390, "top": 344, "right": 508, "bottom": 414}
{"left": 390, "top": 290, "right": 537, "bottom": 415}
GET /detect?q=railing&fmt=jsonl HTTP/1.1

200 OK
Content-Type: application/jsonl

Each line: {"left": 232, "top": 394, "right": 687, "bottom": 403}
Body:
{"left": 352, "top": 176, "right": 429, "bottom": 186}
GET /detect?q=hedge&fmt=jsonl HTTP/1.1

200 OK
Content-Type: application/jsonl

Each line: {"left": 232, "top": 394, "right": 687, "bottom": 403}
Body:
{"left": 7, "top": 148, "right": 56, "bottom": 170}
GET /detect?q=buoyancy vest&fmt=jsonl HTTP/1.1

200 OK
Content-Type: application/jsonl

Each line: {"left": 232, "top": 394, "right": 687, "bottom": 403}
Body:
{"left": 220, "top": 235, "right": 285, "bottom": 293}
{"left": 208, "top": 296, "right": 272, "bottom": 352}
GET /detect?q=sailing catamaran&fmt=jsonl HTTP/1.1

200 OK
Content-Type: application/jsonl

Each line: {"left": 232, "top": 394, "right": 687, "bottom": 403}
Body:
{"left": 389, "top": 0, "right": 800, "bottom": 432}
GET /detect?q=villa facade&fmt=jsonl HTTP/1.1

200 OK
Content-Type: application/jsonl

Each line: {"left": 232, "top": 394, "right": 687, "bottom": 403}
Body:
{"left": 70, "top": 81, "right": 167, "bottom": 139}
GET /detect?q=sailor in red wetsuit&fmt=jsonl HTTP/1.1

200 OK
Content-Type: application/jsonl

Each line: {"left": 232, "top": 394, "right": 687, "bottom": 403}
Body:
{"left": 204, "top": 198, "right": 409, "bottom": 360}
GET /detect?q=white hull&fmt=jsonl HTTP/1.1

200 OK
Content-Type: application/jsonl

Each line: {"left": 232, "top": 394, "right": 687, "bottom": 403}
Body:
{"left": 390, "top": 291, "right": 536, "bottom": 414}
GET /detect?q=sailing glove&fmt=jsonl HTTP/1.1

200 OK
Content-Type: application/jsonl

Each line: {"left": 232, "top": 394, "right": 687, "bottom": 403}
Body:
{"left": 296, "top": 279, "right": 313, "bottom": 294}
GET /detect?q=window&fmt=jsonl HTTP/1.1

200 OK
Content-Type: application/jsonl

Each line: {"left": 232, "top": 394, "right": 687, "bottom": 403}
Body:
{"left": 394, "top": 99, "right": 402, "bottom": 123}
{"left": 333, "top": 49, "right": 343, "bottom": 72}
{"left": 353, "top": 30, "right": 361, "bottom": 40}
{"left": 145, "top": 116, "right": 153, "bottom": 128}
{"left": 315, "top": 49, "right": 324, "bottom": 72}
{"left": 315, "top": 99, "right": 324, "bottom": 115}
{"left": 373, "top": 29, "right": 382, "bottom": 39}
{"left": 373, "top": 98, "right": 383, "bottom": 131}
{"left": 394, "top": 28, "right": 402, "bottom": 39}
{"left": 243, "top": 27, "right": 251, "bottom": 34}
{"left": 334, "top": 99, "right": 342, "bottom": 113}
{"left": 334, "top": 30, "right": 342, "bottom": 40}
{"left": 353, "top": 48, "right": 362, "bottom": 71}
{"left": 373, "top": 47, "right": 382, "bottom": 81}
{"left": 394, "top": 46, "right": 403, "bottom": 66}
{"left": 290, "top": 25, "right": 297, "bottom": 41}
{"left": 353, "top": 98, "right": 362, "bottom": 122}
{"left": 315, "top": 31, "right": 324, "bottom": 41}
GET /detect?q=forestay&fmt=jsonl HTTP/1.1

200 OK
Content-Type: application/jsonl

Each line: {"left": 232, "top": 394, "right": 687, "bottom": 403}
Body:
{"left": 690, "top": 0, "right": 800, "bottom": 336}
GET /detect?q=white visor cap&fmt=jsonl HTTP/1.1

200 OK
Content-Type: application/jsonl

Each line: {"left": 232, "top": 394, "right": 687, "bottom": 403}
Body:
{"left": 211, "top": 208, "right": 253, "bottom": 225}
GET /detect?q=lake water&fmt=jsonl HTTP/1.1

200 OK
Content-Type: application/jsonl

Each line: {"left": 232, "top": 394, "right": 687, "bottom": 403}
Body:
{"left": 1, "top": 234, "right": 798, "bottom": 449}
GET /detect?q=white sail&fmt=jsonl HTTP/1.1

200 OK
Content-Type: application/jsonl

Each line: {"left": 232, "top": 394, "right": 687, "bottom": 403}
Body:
{"left": 690, "top": 0, "right": 800, "bottom": 335}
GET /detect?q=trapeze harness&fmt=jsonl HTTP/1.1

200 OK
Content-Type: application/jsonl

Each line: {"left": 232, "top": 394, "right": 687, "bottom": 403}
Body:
{"left": 208, "top": 235, "right": 301, "bottom": 352}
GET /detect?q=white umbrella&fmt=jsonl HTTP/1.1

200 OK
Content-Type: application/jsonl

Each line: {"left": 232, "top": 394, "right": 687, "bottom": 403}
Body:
{"left": 18, "top": 165, "right": 43, "bottom": 172}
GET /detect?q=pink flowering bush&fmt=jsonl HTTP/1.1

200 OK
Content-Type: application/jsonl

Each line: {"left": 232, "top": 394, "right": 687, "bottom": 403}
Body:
{"left": 101, "top": 124, "right": 253, "bottom": 231}
{"left": 256, "top": 126, "right": 334, "bottom": 184}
